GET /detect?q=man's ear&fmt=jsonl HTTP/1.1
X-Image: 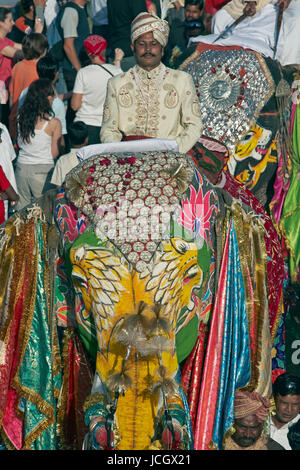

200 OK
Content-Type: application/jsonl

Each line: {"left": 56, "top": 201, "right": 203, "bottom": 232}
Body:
{"left": 131, "top": 43, "right": 135, "bottom": 54}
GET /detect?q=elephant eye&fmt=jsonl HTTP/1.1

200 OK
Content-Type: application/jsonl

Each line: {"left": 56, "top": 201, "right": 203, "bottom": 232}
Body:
{"left": 172, "top": 238, "right": 189, "bottom": 254}
{"left": 243, "top": 131, "right": 255, "bottom": 142}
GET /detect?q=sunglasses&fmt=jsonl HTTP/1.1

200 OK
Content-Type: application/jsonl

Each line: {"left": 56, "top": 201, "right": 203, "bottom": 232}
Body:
{"left": 186, "top": 21, "right": 204, "bottom": 29}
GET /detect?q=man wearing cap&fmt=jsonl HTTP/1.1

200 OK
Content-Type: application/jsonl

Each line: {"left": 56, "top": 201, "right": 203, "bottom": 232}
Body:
{"left": 223, "top": 390, "right": 285, "bottom": 450}
{"left": 71, "top": 34, "right": 123, "bottom": 144}
{"left": 100, "top": 11, "right": 202, "bottom": 154}
{"left": 269, "top": 373, "right": 300, "bottom": 450}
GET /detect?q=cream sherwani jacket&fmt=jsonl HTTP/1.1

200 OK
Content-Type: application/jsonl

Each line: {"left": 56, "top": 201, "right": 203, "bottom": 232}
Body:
{"left": 100, "top": 63, "right": 203, "bottom": 154}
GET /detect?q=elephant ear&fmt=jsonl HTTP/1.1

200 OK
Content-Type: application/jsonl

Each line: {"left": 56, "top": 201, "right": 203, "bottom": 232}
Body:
{"left": 70, "top": 244, "right": 130, "bottom": 356}
{"left": 180, "top": 46, "right": 275, "bottom": 153}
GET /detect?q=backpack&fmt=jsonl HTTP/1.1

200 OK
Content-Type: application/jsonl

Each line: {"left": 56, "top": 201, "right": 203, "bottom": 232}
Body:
{"left": 47, "top": 3, "right": 77, "bottom": 63}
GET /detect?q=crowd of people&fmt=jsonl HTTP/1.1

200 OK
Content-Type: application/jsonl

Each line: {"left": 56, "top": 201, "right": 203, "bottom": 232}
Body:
{"left": 0, "top": 0, "right": 300, "bottom": 452}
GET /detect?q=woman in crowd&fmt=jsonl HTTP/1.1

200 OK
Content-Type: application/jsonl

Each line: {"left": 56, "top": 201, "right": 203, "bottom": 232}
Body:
{"left": 71, "top": 35, "right": 123, "bottom": 145}
{"left": 15, "top": 78, "right": 62, "bottom": 209}
{"left": 0, "top": 7, "right": 22, "bottom": 127}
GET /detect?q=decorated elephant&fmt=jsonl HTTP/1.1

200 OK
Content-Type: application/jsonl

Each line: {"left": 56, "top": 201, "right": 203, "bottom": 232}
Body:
{"left": 0, "top": 133, "right": 284, "bottom": 450}
{"left": 0, "top": 42, "right": 294, "bottom": 451}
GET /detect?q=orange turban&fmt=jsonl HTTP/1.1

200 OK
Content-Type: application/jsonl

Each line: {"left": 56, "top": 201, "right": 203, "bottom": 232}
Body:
{"left": 235, "top": 391, "right": 271, "bottom": 423}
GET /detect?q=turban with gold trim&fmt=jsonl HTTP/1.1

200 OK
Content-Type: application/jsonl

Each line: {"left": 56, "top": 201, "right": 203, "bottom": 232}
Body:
{"left": 235, "top": 391, "right": 271, "bottom": 423}
{"left": 131, "top": 12, "right": 170, "bottom": 47}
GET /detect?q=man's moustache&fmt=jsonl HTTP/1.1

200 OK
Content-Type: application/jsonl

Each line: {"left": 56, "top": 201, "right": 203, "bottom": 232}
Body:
{"left": 142, "top": 53, "right": 155, "bottom": 57}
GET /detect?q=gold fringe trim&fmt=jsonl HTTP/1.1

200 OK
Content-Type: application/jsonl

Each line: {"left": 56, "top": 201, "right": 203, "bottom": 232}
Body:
{"left": 0, "top": 217, "right": 32, "bottom": 428}
{"left": 230, "top": 204, "right": 255, "bottom": 389}
{"left": 271, "top": 291, "right": 284, "bottom": 346}
{"left": 56, "top": 327, "right": 74, "bottom": 446}
{"left": 178, "top": 48, "right": 200, "bottom": 72}
{"left": 227, "top": 202, "right": 272, "bottom": 394}
{"left": 9, "top": 217, "right": 56, "bottom": 449}
{"left": 83, "top": 393, "right": 110, "bottom": 414}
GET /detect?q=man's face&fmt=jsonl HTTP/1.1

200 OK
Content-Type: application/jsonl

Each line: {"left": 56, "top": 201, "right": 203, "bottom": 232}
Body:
{"left": 275, "top": 394, "right": 300, "bottom": 424}
{"left": 232, "top": 414, "right": 264, "bottom": 448}
{"left": 185, "top": 4, "right": 203, "bottom": 21}
{"left": 1, "top": 12, "right": 14, "bottom": 34}
{"left": 131, "top": 31, "right": 163, "bottom": 71}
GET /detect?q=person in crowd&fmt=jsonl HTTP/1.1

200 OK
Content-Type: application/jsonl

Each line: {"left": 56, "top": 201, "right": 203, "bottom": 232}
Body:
{"left": 58, "top": 0, "right": 91, "bottom": 93}
{"left": 54, "top": 0, "right": 90, "bottom": 128}
{"left": 269, "top": 373, "right": 300, "bottom": 449}
{"left": 15, "top": 78, "right": 63, "bottom": 209}
{"left": 100, "top": 11, "right": 202, "bottom": 154}
{"left": 0, "top": 122, "right": 18, "bottom": 219}
{"left": 106, "top": 0, "right": 148, "bottom": 72}
{"left": 164, "top": 0, "right": 205, "bottom": 66}
{"left": 0, "top": 7, "right": 23, "bottom": 127}
{"left": 18, "top": 54, "right": 67, "bottom": 150}
{"left": 50, "top": 120, "right": 88, "bottom": 187}
{"left": 90, "top": 0, "right": 109, "bottom": 39}
{"left": 167, "top": 0, "right": 185, "bottom": 24}
{"left": 71, "top": 34, "right": 123, "bottom": 145}
{"left": 9, "top": 31, "right": 48, "bottom": 141}
{"left": 223, "top": 390, "right": 284, "bottom": 450}
{"left": 43, "top": 0, "right": 59, "bottom": 28}
{"left": 0, "top": 164, "right": 19, "bottom": 224}
{"left": 287, "top": 416, "right": 300, "bottom": 450}
{"left": 166, "top": 19, "right": 205, "bottom": 68}
{"left": 10, "top": 0, "right": 46, "bottom": 43}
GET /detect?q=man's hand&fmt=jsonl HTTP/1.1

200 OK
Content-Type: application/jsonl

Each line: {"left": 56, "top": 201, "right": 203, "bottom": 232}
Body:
{"left": 243, "top": 1, "right": 257, "bottom": 16}
{"left": 277, "top": 0, "right": 292, "bottom": 10}
{"left": 64, "top": 37, "right": 81, "bottom": 71}
{"left": 115, "top": 47, "right": 124, "bottom": 62}
{"left": 34, "top": 17, "right": 43, "bottom": 33}
{"left": 147, "top": 1, "right": 157, "bottom": 14}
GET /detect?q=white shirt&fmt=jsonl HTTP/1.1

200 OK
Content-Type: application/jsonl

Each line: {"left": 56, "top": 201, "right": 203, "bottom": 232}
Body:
{"left": 189, "top": 4, "right": 277, "bottom": 60}
{"left": 73, "top": 63, "right": 122, "bottom": 127}
{"left": 51, "top": 148, "right": 79, "bottom": 186}
{"left": 269, "top": 414, "right": 300, "bottom": 450}
{"left": 17, "top": 120, "right": 54, "bottom": 165}
{"left": 0, "top": 123, "right": 17, "bottom": 219}
{"left": 44, "top": 0, "right": 59, "bottom": 28}
{"left": 18, "top": 88, "right": 67, "bottom": 135}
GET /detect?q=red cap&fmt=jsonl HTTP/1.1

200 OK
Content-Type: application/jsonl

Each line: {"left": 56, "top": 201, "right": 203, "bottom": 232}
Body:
{"left": 83, "top": 35, "right": 107, "bottom": 61}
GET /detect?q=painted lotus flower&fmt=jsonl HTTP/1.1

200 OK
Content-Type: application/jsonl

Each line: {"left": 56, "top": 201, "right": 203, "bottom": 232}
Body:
{"left": 177, "top": 171, "right": 217, "bottom": 244}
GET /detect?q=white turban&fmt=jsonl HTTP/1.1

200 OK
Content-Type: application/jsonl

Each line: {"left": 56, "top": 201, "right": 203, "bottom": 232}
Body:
{"left": 131, "top": 12, "right": 170, "bottom": 47}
